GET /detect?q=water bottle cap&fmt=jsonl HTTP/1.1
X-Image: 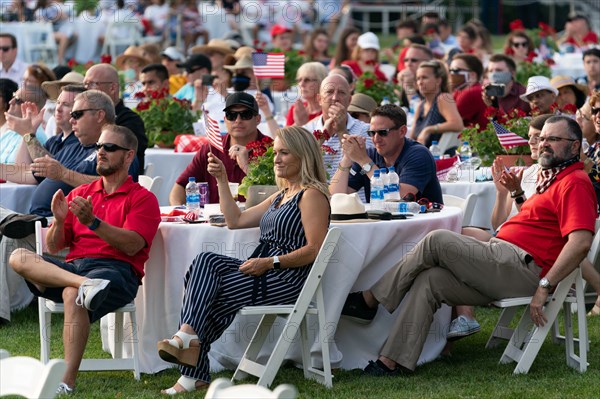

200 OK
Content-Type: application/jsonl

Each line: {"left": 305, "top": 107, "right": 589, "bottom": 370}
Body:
{"left": 431, "top": 141, "right": 438, "bottom": 145}
{"left": 188, "top": 177, "right": 196, "bottom": 182}
{"left": 463, "top": 141, "right": 469, "bottom": 145}
{"left": 388, "top": 166, "right": 395, "bottom": 172}
{"left": 380, "top": 168, "right": 387, "bottom": 173}
{"left": 373, "top": 169, "right": 380, "bottom": 177}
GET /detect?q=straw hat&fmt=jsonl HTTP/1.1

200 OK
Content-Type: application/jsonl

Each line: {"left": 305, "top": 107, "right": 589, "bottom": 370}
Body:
{"left": 234, "top": 46, "right": 255, "bottom": 60}
{"left": 550, "top": 75, "right": 589, "bottom": 96}
{"left": 191, "top": 39, "right": 234, "bottom": 56}
{"left": 223, "top": 55, "right": 253, "bottom": 71}
{"left": 330, "top": 193, "right": 371, "bottom": 223}
{"left": 41, "top": 71, "right": 84, "bottom": 100}
{"left": 348, "top": 93, "right": 378, "bottom": 115}
{"left": 520, "top": 76, "right": 559, "bottom": 102}
{"left": 115, "top": 46, "right": 150, "bottom": 70}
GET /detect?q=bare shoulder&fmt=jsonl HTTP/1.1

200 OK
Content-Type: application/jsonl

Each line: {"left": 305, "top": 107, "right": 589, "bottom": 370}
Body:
{"left": 437, "top": 92, "right": 457, "bottom": 105}
{"left": 299, "top": 188, "right": 330, "bottom": 209}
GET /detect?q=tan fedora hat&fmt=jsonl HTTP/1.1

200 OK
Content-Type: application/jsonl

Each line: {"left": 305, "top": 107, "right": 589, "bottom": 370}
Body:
{"left": 348, "top": 93, "right": 378, "bottom": 115}
{"left": 223, "top": 55, "right": 253, "bottom": 71}
{"left": 191, "top": 39, "right": 234, "bottom": 56}
{"left": 234, "top": 46, "right": 255, "bottom": 60}
{"left": 115, "top": 46, "right": 150, "bottom": 70}
{"left": 41, "top": 71, "right": 85, "bottom": 100}
{"left": 550, "top": 75, "right": 589, "bottom": 96}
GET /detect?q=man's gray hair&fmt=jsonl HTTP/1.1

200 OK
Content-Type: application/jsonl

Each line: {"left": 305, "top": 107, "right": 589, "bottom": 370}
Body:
{"left": 74, "top": 90, "right": 116, "bottom": 124}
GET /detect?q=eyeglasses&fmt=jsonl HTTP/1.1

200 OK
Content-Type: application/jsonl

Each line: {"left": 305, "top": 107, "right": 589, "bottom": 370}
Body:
{"left": 511, "top": 41, "right": 528, "bottom": 48}
{"left": 404, "top": 58, "right": 423, "bottom": 64}
{"left": 0, "top": 46, "right": 13, "bottom": 52}
{"left": 225, "top": 110, "right": 256, "bottom": 121}
{"left": 12, "top": 96, "right": 24, "bottom": 105}
{"left": 296, "top": 77, "right": 318, "bottom": 84}
{"left": 95, "top": 142, "right": 131, "bottom": 152}
{"left": 83, "top": 81, "right": 112, "bottom": 89}
{"left": 366, "top": 127, "right": 399, "bottom": 137}
{"left": 70, "top": 109, "right": 99, "bottom": 120}
{"left": 591, "top": 107, "right": 600, "bottom": 115}
{"left": 449, "top": 68, "right": 470, "bottom": 74}
{"left": 539, "top": 135, "right": 577, "bottom": 143}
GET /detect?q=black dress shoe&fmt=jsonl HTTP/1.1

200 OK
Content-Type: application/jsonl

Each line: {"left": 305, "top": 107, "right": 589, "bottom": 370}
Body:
{"left": 363, "top": 359, "right": 412, "bottom": 377}
{"left": 341, "top": 291, "right": 377, "bottom": 324}
{"left": 0, "top": 214, "right": 47, "bottom": 239}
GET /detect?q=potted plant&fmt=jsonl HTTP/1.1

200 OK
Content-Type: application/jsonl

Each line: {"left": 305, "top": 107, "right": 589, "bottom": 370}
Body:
{"left": 355, "top": 71, "right": 399, "bottom": 105}
{"left": 238, "top": 137, "right": 277, "bottom": 207}
{"left": 460, "top": 108, "right": 532, "bottom": 167}
{"left": 135, "top": 88, "right": 200, "bottom": 148}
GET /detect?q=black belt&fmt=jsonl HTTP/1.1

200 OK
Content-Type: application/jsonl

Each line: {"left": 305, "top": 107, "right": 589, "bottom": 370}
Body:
{"left": 525, "top": 254, "right": 534, "bottom": 265}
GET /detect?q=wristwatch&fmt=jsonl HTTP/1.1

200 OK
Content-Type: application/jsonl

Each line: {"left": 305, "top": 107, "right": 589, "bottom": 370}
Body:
{"left": 360, "top": 161, "right": 375, "bottom": 175}
{"left": 273, "top": 255, "right": 281, "bottom": 270}
{"left": 88, "top": 217, "right": 102, "bottom": 231}
{"left": 23, "top": 132, "right": 36, "bottom": 144}
{"left": 539, "top": 277, "right": 553, "bottom": 290}
{"left": 514, "top": 195, "right": 526, "bottom": 205}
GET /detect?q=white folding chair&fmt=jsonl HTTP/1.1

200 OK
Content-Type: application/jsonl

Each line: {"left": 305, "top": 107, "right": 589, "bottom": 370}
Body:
{"left": 21, "top": 22, "right": 58, "bottom": 65}
{"left": 232, "top": 228, "right": 341, "bottom": 388}
{"left": 442, "top": 193, "right": 478, "bottom": 227}
{"left": 485, "top": 232, "right": 600, "bottom": 374}
{"left": 138, "top": 175, "right": 163, "bottom": 197}
{"left": 437, "top": 132, "right": 461, "bottom": 155}
{"left": 34, "top": 221, "right": 141, "bottom": 380}
{"left": 101, "top": 20, "right": 143, "bottom": 60}
{"left": 0, "top": 355, "right": 66, "bottom": 399}
{"left": 206, "top": 378, "right": 297, "bottom": 399}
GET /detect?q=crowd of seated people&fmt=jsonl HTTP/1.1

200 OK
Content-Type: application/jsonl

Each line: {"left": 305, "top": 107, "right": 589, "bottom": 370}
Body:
{"left": 1, "top": 3, "right": 600, "bottom": 395}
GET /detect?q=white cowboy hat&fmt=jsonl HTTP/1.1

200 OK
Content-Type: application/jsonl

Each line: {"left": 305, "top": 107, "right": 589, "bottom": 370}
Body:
{"left": 520, "top": 76, "right": 559, "bottom": 102}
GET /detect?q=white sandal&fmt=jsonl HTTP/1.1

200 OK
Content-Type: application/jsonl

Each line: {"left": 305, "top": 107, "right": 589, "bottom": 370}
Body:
{"left": 157, "top": 331, "right": 200, "bottom": 367}
{"left": 161, "top": 376, "right": 204, "bottom": 395}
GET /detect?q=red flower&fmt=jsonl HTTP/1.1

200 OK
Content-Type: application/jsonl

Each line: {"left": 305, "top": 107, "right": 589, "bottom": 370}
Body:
{"left": 321, "top": 145, "right": 337, "bottom": 155}
{"left": 538, "top": 22, "right": 555, "bottom": 35}
{"left": 84, "top": 61, "right": 94, "bottom": 69}
{"left": 426, "top": 28, "right": 436, "bottom": 35}
{"left": 313, "top": 129, "right": 331, "bottom": 141}
{"left": 365, "top": 60, "right": 377, "bottom": 66}
{"left": 561, "top": 103, "right": 577, "bottom": 114}
{"left": 134, "top": 91, "right": 146, "bottom": 99}
{"left": 364, "top": 78, "right": 375, "bottom": 89}
{"left": 246, "top": 137, "right": 274, "bottom": 161}
{"left": 525, "top": 51, "right": 537, "bottom": 62}
{"left": 100, "top": 54, "right": 112, "bottom": 64}
{"left": 67, "top": 58, "right": 76, "bottom": 68}
{"left": 505, "top": 47, "right": 515, "bottom": 55}
{"left": 544, "top": 57, "right": 556, "bottom": 66}
{"left": 136, "top": 101, "right": 150, "bottom": 111}
{"left": 509, "top": 19, "right": 525, "bottom": 31}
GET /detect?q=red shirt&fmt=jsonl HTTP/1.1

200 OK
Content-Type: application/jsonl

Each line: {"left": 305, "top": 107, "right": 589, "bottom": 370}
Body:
{"left": 497, "top": 163, "right": 597, "bottom": 277}
{"left": 285, "top": 103, "right": 322, "bottom": 127}
{"left": 64, "top": 177, "right": 161, "bottom": 280}
{"left": 564, "top": 31, "right": 599, "bottom": 47}
{"left": 175, "top": 131, "right": 268, "bottom": 203}
{"left": 453, "top": 83, "right": 488, "bottom": 131}
{"left": 341, "top": 60, "right": 388, "bottom": 82}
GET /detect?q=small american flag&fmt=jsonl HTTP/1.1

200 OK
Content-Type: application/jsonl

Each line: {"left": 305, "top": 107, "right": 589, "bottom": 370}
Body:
{"left": 492, "top": 120, "right": 529, "bottom": 149}
{"left": 252, "top": 52, "right": 285, "bottom": 79}
{"left": 204, "top": 111, "right": 224, "bottom": 152}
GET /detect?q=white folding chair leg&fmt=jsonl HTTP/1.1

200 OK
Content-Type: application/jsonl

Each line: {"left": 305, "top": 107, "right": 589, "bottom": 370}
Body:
{"left": 486, "top": 306, "right": 521, "bottom": 349}
{"left": 232, "top": 314, "right": 278, "bottom": 382}
{"left": 564, "top": 274, "right": 588, "bottom": 372}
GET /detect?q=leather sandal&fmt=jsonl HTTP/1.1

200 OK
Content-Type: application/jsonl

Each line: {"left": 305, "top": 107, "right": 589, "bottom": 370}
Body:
{"left": 157, "top": 331, "right": 200, "bottom": 367}
{"left": 161, "top": 375, "right": 208, "bottom": 395}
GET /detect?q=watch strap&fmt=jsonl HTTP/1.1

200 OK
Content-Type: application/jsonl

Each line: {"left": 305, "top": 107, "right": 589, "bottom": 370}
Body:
{"left": 88, "top": 217, "right": 101, "bottom": 231}
{"left": 360, "top": 161, "right": 375, "bottom": 175}
{"left": 24, "top": 132, "right": 36, "bottom": 143}
{"left": 273, "top": 255, "right": 281, "bottom": 270}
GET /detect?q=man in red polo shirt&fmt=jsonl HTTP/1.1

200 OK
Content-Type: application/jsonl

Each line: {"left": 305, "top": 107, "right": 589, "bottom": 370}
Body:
{"left": 9, "top": 124, "right": 161, "bottom": 394}
{"left": 170, "top": 92, "right": 270, "bottom": 205}
{"left": 341, "top": 115, "right": 597, "bottom": 377}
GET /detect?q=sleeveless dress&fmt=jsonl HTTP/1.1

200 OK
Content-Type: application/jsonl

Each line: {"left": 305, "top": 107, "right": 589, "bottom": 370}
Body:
{"left": 177, "top": 189, "right": 322, "bottom": 383}
{"left": 413, "top": 94, "right": 447, "bottom": 148}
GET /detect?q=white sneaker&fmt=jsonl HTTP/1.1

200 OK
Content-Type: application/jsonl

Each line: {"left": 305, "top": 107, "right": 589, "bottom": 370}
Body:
{"left": 447, "top": 315, "right": 481, "bottom": 341}
{"left": 56, "top": 382, "right": 74, "bottom": 395}
{"left": 75, "top": 279, "right": 110, "bottom": 311}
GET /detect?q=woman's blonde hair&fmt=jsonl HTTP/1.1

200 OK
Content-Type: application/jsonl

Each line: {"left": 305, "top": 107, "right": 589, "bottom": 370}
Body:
{"left": 275, "top": 126, "right": 329, "bottom": 198}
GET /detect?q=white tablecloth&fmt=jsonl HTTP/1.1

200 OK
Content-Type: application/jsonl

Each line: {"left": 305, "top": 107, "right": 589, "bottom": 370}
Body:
{"left": 103, "top": 207, "right": 462, "bottom": 374}
{"left": 441, "top": 181, "right": 496, "bottom": 231}
{"left": 0, "top": 182, "right": 37, "bottom": 214}
{"left": 144, "top": 149, "right": 195, "bottom": 206}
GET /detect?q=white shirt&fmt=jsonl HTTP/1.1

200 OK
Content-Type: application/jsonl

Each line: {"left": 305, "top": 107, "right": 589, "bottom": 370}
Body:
{"left": 0, "top": 58, "right": 28, "bottom": 85}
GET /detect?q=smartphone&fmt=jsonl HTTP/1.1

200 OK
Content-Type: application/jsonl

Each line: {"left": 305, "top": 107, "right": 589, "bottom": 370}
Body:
{"left": 201, "top": 74, "right": 215, "bottom": 86}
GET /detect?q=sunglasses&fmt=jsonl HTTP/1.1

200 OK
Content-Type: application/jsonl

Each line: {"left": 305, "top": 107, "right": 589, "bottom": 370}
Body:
{"left": 225, "top": 110, "right": 256, "bottom": 121}
{"left": 12, "top": 96, "right": 24, "bottom": 105}
{"left": 366, "top": 127, "right": 398, "bottom": 137}
{"left": 0, "top": 46, "right": 13, "bottom": 52}
{"left": 449, "top": 68, "right": 470, "bottom": 74}
{"left": 83, "top": 81, "right": 112, "bottom": 89}
{"left": 592, "top": 107, "right": 600, "bottom": 115}
{"left": 404, "top": 58, "right": 422, "bottom": 63}
{"left": 511, "top": 42, "right": 528, "bottom": 48}
{"left": 95, "top": 142, "right": 131, "bottom": 152}
{"left": 70, "top": 109, "right": 99, "bottom": 120}
{"left": 186, "top": 67, "right": 203, "bottom": 74}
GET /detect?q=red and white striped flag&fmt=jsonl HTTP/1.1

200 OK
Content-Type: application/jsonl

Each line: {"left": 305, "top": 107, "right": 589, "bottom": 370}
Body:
{"left": 492, "top": 120, "right": 529, "bottom": 149}
{"left": 252, "top": 52, "right": 285, "bottom": 79}
{"left": 204, "top": 111, "right": 224, "bottom": 152}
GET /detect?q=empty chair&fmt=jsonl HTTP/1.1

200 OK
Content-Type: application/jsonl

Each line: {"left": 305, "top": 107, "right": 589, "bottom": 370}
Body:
{"left": 138, "top": 175, "right": 163, "bottom": 197}
{"left": 22, "top": 22, "right": 58, "bottom": 65}
{"left": 101, "top": 20, "right": 143, "bottom": 60}
{"left": 0, "top": 355, "right": 66, "bottom": 399}
{"left": 206, "top": 378, "right": 297, "bottom": 399}
{"left": 442, "top": 193, "right": 477, "bottom": 227}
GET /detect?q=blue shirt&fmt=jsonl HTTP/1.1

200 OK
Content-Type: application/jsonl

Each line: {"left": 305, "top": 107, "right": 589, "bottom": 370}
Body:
{"left": 0, "top": 126, "right": 48, "bottom": 164}
{"left": 348, "top": 138, "right": 443, "bottom": 204}
{"left": 173, "top": 83, "right": 194, "bottom": 101}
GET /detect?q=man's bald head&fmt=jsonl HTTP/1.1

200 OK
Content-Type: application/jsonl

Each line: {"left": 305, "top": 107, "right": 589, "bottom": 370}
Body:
{"left": 319, "top": 74, "right": 352, "bottom": 111}
{"left": 84, "top": 64, "right": 120, "bottom": 102}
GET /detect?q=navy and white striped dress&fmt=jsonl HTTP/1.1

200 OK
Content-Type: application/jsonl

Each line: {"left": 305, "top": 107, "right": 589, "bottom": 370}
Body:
{"left": 178, "top": 189, "right": 316, "bottom": 383}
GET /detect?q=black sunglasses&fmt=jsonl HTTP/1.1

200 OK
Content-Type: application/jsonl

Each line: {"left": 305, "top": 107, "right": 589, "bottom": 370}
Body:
{"left": 0, "top": 46, "right": 13, "bottom": 52}
{"left": 591, "top": 107, "right": 600, "bottom": 115}
{"left": 70, "top": 109, "right": 100, "bottom": 120}
{"left": 186, "top": 66, "right": 203, "bottom": 74}
{"left": 511, "top": 42, "right": 528, "bottom": 48}
{"left": 449, "top": 68, "right": 470, "bottom": 74}
{"left": 95, "top": 142, "right": 131, "bottom": 152}
{"left": 225, "top": 110, "right": 256, "bottom": 121}
{"left": 366, "top": 127, "right": 398, "bottom": 137}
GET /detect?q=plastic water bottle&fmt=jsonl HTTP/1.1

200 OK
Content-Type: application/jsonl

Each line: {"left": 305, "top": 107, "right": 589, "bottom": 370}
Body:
{"left": 409, "top": 93, "right": 421, "bottom": 114}
{"left": 380, "top": 96, "right": 390, "bottom": 106}
{"left": 459, "top": 141, "right": 472, "bottom": 164}
{"left": 383, "top": 201, "right": 423, "bottom": 213}
{"left": 370, "top": 169, "right": 385, "bottom": 210}
{"left": 429, "top": 141, "right": 441, "bottom": 160}
{"left": 185, "top": 177, "right": 200, "bottom": 212}
{"left": 582, "top": 137, "right": 590, "bottom": 153}
{"left": 380, "top": 168, "right": 389, "bottom": 200}
{"left": 387, "top": 166, "right": 400, "bottom": 200}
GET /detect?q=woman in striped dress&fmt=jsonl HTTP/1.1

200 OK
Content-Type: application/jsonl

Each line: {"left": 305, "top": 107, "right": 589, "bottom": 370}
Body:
{"left": 158, "top": 126, "right": 331, "bottom": 394}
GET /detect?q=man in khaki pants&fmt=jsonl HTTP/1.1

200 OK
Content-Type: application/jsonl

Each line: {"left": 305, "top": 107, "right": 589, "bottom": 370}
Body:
{"left": 341, "top": 115, "right": 597, "bottom": 376}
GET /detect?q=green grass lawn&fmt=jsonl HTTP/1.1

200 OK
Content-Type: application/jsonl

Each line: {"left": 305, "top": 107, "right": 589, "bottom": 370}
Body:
{"left": 1, "top": 303, "right": 599, "bottom": 398}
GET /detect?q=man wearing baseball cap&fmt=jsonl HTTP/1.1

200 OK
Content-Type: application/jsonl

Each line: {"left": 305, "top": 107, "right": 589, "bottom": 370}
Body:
{"left": 170, "top": 92, "right": 270, "bottom": 205}
{"left": 173, "top": 53, "right": 212, "bottom": 104}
